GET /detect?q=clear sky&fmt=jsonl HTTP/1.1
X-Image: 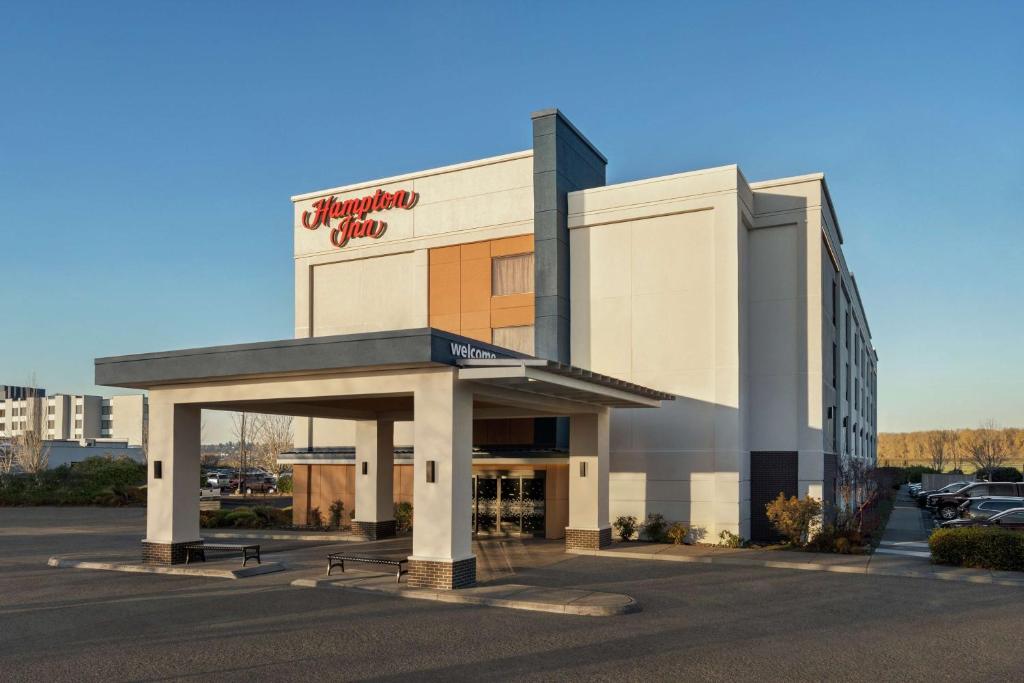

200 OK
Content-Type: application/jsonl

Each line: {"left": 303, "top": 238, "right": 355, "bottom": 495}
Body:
{"left": 2, "top": 1, "right": 1021, "bottom": 443}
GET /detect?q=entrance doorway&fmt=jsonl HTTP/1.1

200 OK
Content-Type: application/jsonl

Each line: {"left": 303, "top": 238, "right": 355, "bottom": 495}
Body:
{"left": 472, "top": 474, "right": 545, "bottom": 536}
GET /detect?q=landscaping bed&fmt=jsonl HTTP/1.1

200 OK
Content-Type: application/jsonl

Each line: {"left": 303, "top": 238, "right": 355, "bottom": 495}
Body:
{"left": 0, "top": 456, "right": 146, "bottom": 506}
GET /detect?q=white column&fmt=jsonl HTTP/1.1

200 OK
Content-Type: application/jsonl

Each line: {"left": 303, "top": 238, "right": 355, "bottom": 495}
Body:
{"left": 410, "top": 370, "right": 474, "bottom": 578}
{"left": 567, "top": 409, "right": 610, "bottom": 548}
{"left": 145, "top": 399, "right": 201, "bottom": 550}
{"left": 354, "top": 419, "right": 395, "bottom": 529}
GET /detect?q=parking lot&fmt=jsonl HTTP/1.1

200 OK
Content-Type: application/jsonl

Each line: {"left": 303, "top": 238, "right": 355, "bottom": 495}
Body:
{"left": 2, "top": 506, "right": 1023, "bottom": 681}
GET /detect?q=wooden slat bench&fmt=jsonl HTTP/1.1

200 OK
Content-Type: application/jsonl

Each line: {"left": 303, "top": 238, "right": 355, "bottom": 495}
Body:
{"left": 184, "top": 542, "right": 261, "bottom": 567}
{"left": 326, "top": 553, "right": 407, "bottom": 583}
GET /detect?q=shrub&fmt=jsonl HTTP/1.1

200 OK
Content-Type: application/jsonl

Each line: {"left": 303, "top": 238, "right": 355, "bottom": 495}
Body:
{"left": 276, "top": 475, "right": 293, "bottom": 493}
{"left": 328, "top": 499, "right": 345, "bottom": 529}
{"left": 765, "top": 493, "right": 822, "bottom": 546}
{"left": 307, "top": 506, "right": 323, "bottom": 529}
{"left": 718, "top": 530, "right": 747, "bottom": 548}
{"left": 666, "top": 522, "right": 689, "bottom": 545}
{"left": 929, "top": 527, "right": 1024, "bottom": 571}
{"left": 224, "top": 508, "right": 260, "bottom": 528}
{"left": 394, "top": 501, "right": 413, "bottom": 533}
{"left": 901, "top": 465, "right": 939, "bottom": 484}
{"left": 0, "top": 456, "right": 146, "bottom": 506}
{"left": 641, "top": 513, "right": 669, "bottom": 542}
{"left": 975, "top": 467, "right": 1023, "bottom": 483}
{"left": 613, "top": 515, "right": 638, "bottom": 541}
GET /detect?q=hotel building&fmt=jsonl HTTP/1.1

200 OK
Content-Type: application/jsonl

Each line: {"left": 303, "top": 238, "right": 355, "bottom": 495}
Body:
{"left": 97, "top": 109, "right": 877, "bottom": 587}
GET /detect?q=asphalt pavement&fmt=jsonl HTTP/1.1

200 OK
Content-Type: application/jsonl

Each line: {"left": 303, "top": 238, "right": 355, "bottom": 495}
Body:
{"left": 2, "top": 507, "right": 1022, "bottom": 682}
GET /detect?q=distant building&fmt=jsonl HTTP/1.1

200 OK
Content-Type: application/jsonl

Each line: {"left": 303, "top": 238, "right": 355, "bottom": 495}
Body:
{"left": 0, "top": 390, "right": 148, "bottom": 447}
{"left": 45, "top": 439, "right": 145, "bottom": 469}
{"left": 1, "top": 385, "right": 45, "bottom": 400}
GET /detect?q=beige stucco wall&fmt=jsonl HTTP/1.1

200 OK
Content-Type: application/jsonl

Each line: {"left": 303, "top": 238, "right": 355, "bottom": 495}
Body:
{"left": 568, "top": 165, "right": 753, "bottom": 539}
{"left": 292, "top": 151, "right": 535, "bottom": 451}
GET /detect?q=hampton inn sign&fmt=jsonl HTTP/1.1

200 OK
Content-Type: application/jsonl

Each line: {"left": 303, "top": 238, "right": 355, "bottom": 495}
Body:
{"left": 300, "top": 188, "right": 420, "bottom": 248}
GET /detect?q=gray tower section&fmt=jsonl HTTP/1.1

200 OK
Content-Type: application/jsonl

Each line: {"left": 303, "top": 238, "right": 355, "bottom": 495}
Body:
{"left": 531, "top": 109, "right": 607, "bottom": 364}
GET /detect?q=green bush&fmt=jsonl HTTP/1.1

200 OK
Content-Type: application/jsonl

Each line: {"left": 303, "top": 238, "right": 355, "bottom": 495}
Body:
{"left": 666, "top": 522, "right": 689, "bottom": 545}
{"left": 394, "top": 501, "right": 413, "bottom": 533}
{"left": 641, "top": 513, "right": 669, "bottom": 542}
{"left": 718, "top": 530, "right": 747, "bottom": 548}
{"left": 200, "top": 505, "right": 291, "bottom": 529}
{"left": 976, "top": 467, "right": 1023, "bottom": 483}
{"left": 613, "top": 515, "right": 638, "bottom": 541}
{"left": 901, "top": 465, "right": 939, "bottom": 484}
{"left": 0, "top": 456, "right": 146, "bottom": 506}
{"left": 276, "top": 475, "right": 293, "bottom": 493}
{"left": 929, "top": 527, "right": 1024, "bottom": 571}
{"left": 328, "top": 499, "right": 345, "bottom": 529}
{"left": 307, "top": 506, "right": 323, "bottom": 529}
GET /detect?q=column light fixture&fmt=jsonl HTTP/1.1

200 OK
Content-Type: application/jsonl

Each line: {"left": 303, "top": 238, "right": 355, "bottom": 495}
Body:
{"left": 426, "top": 460, "right": 436, "bottom": 483}
{"left": 579, "top": 461, "right": 587, "bottom": 477}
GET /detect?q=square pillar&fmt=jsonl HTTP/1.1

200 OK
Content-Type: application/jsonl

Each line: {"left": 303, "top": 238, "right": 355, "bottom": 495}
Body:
{"left": 352, "top": 419, "right": 396, "bottom": 540}
{"left": 408, "top": 371, "right": 475, "bottom": 589}
{"left": 566, "top": 409, "right": 611, "bottom": 550}
{"left": 143, "top": 400, "right": 201, "bottom": 564}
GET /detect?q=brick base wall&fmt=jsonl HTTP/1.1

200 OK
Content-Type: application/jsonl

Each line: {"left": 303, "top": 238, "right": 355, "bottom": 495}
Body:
{"left": 142, "top": 540, "right": 195, "bottom": 565}
{"left": 407, "top": 556, "right": 476, "bottom": 590}
{"left": 565, "top": 527, "right": 612, "bottom": 551}
{"left": 351, "top": 519, "right": 397, "bottom": 540}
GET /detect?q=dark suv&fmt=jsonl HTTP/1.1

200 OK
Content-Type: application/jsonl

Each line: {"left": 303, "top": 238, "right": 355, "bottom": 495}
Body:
{"left": 928, "top": 482, "right": 1024, "bottom": 521}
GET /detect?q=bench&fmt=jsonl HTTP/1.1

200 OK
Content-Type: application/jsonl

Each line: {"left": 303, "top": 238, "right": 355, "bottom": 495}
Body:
{"left": 184, "top": 542, "right": 261, "bottom": 567}
{"left": 326, "top": 553, "right": 407, "bottom": 583}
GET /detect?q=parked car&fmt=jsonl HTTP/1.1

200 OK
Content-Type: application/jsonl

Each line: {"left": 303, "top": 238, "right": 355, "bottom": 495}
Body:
{"left": 916, "top": 481, "right": 971, "bottom": 508}
{"left": 940, "top": 507, "right": 1024, "bottom": 530}
{"left": 952, "top": 496, "right": 1024, "bottom": 521}
{"left": 229, "top": 476, "right": 277, "bottom": 494}
{"left": 927, "top": 482, "right": 1024, "bottom": 520}
{"left": 206, "top": 473, "right": 232, "bottom": 489}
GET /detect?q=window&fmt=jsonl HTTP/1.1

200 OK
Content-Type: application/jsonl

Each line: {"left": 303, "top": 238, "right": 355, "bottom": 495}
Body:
{"left": 102, "top": 406, "right": 112, "bottom": 415}
{"left": 855, "top": 379, "right": 859, "bottom": 409}
{"left": 845, "top": 363, "right": 851, "bottom": 401}
{"left": 75, "top": 419, "right": 82, "bottom": 429}
{"left": 47, "top": 406, "right": 54, "bottom": 415}
{"left": 492, "top": 325, "right": 535, "bottom": 355}
{"left": 47, "top": 420, "right": 54, "bottom": 429}
{"left": 845, "top": 311, "right": 850, "bottom": 348}
{"left": 491, "top": 253, "right": 534, "bottom": 296}
{"left": 75, "top": 405, "right": 83, "bottom": 414}
{"left": 831, "top": 281, "right": 837, "bottom": 326}
{"left": 997, "top": 512, "right": 1024, "bottom": 524}
{"left": 832, "top": 343, "right": 838, "bottom": 388}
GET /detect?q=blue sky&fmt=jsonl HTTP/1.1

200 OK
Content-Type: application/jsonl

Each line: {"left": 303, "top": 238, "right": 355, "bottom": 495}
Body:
{"left": 2, "top": 1, "right": 1021, "bottom": 442}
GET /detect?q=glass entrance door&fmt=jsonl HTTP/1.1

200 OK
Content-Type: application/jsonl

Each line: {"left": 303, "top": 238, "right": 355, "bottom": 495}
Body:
{"left": 473, "top": 474, "right": 545, "bottom": 536}
{"left": 473, "top": 476, "right": 497, "bottom": 533}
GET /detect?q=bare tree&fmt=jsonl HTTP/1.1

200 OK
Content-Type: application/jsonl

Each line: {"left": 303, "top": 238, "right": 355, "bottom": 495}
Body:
{"left": 963, "top": 420, "right": 1008, "bottom": 473}
{"left": 14, "top": 428, "right": 50, "bottom": 474}
{"left": 231, "top": 412, "right": 254, "bottom": 494}
{"left": 925, "top": 431, "right": 946, "bottom": 472}
{"left": 252, "top": 414, "right": 293, "bottom": 479}
{"left": 0, "top": 436, "right": 16, "bottom": 474}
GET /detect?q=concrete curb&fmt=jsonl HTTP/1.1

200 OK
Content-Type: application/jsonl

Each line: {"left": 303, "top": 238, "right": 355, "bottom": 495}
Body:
{"left": 203, "top": 530, "right": 365, "bottom": 542}
{"left": 47, "top": 556, "right": 286, "bottom": 579}
{"left": 291, "top": 577, "right": 640, "bottom": 616}
{"left": 566, "top": 548, "right": 1024, "bottom": 587}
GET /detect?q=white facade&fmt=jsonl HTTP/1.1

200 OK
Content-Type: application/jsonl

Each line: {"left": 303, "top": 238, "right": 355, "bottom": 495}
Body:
{"left": 1, "top": 391, "right": 148, "bottom": 447}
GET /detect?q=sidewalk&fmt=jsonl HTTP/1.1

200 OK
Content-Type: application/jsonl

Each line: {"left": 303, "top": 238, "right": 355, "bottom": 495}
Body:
{"left": 569, "top": 489, "right": 1024, "bottom": 588}
{"left": 292, "top": 574, "right": 639, "bottom": 616}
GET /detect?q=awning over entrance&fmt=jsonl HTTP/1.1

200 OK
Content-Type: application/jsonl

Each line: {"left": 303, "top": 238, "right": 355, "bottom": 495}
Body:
{"left": 95, "top": 328, "right": 674, "bottom": 410}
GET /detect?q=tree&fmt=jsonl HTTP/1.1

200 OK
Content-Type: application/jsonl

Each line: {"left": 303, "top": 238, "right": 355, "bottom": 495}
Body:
{"left": 14, "top": 428, "right": 49, "bottom": 474}
{"left": 252, "top": 414, "right": 293, "bottom": 478}
{"left": 925, "top": 431, "right": 947, "bottom": 472}
{"left": 0, "top": 436, "right": 16, "bottom": 474}
{"left": 963, "top": 420, "right": 1008, "bottom": 473}
{"left": 231, "top": 412, "right": 254, "bottom": 494}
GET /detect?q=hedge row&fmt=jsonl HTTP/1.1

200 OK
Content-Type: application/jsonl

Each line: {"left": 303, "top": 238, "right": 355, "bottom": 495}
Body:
{"left": 929, "top": 527, "right": 1024, "bottom": 571}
